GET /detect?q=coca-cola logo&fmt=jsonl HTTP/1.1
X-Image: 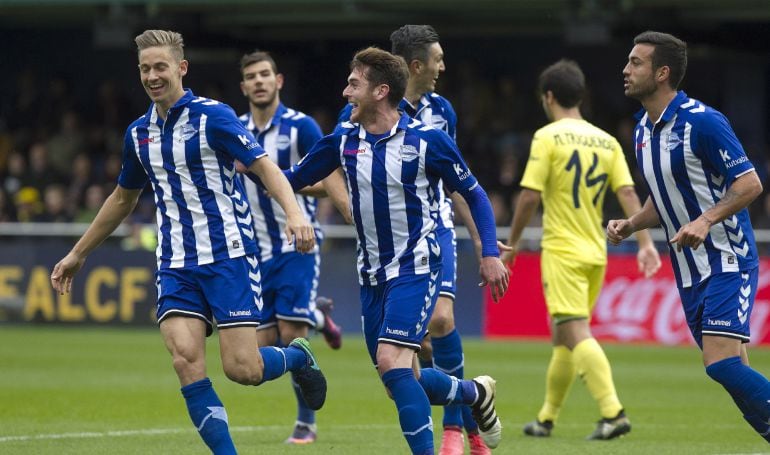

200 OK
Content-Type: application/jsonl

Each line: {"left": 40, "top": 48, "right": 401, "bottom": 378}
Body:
{"left": 592, "top": 265, "right": 770, "bottom": 346}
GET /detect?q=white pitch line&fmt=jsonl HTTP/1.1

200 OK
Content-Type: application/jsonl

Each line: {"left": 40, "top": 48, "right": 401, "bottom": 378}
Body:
{"left": 0, "top": 424, "right": 399, "bottom": 444}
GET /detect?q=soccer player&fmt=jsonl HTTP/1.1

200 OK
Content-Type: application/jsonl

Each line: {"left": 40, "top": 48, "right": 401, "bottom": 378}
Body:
{"left": 340, "top": 26, "right": 486, "bottom": 453}
{"left": 286, "top": 47, "right": 507, "bottom": 454}
{"left": 502, "top": 59, "right": 661, "bottom": 440}
{"left": 237, "top": 50, "right": 346, "bottom": 444}
{"left": 608, "top": 30, "right": 770, "bottom": 442}
{"left": 50, "top": 30, "right": 327, "bottom": 454}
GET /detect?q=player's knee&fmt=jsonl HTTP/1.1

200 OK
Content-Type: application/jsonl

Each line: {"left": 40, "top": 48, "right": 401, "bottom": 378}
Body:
{"left": 428, "top": 312, "right": 454, "bottom": 336}
{"left": 223, "top": 355, "right": 265, "bottom": 385}
{"left": 170, "top": 348, "right": 203, "bottom": 379}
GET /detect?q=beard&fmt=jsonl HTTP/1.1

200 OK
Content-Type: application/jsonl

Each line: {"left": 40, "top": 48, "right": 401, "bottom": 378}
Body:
{"left": 625, "top": 78, "right": 657, "bottom": 100}
{"left": 250, "top": 91, "right": 277, "bottom": 109}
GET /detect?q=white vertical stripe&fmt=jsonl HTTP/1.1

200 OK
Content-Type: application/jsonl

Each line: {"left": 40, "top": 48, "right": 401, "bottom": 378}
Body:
{"left": 357, "top": 135, "right": 380, "bottom": 282}
{"left": 682, "top": 122, "right": 736, "bottom": 273}
{"left": 174, "top": 109, "right": 212, "bottom": 265}
{"left": 658, "top": 119, "right": 710, "bottom": 283}
{"left": 640, "top": 123, "right": 692, "bottom": 286}
{"left": 385, "top": 136, "right": 408, "bottom": 280}
{"left": 148, "top": 122, "right": 186, "bottom": 268}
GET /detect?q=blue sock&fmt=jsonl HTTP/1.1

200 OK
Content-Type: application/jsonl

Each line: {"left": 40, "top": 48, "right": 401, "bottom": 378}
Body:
{"left": 727, "top": 390, "right": 770, "bottom": 442}
{"left": 180, "top": 378, "right": 236, "bottom": 455}
{"left": 418, "top": 368, "right": 478, "bottom": 406}
{"left": 707, "top": 357, "right": 770, "bottom": 439}
{"left": 258, "top": 346, "right": 306, "bottom": 383}
{"left": 432, "top": 330, "right": 466, "bottom": 429}
{"left": 291, "top": 372, "right": 316, "bottom": 425}
{"left": 382, "top": 368, "right": 434, "bottom": 454}
{"left": 419, "top": 357, "right": 433, "bottom": 369}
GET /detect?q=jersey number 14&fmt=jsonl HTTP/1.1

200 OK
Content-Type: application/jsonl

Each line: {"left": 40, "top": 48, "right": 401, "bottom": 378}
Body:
{"left": 565, "top": 150, "right": 608, "bottom": 209}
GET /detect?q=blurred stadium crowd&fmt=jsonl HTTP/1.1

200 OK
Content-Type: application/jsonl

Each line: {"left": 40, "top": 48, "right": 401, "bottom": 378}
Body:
{"left": 0, "top": 59, "right": 768, "bottom": 230}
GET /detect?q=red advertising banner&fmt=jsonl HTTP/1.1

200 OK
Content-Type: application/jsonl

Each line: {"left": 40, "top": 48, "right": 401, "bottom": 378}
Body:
{"left": 484, "top": 253, "right": 770, "bottom": 345}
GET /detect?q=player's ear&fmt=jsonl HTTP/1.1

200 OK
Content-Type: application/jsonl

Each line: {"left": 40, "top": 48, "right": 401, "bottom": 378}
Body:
{"left": 375, "top": 84, "right": 389, "bottom": 101}
{"left": 409, "top": 58, "right": 422, "bottom": 74}
{"left": 179, "top": 59, "right": 189, "bottom": 77}
{"left": 656, "top": 65, "right": 670, "bottom": 83}
{"left": 275, "top": 73, "right": 285, "bottom": 90}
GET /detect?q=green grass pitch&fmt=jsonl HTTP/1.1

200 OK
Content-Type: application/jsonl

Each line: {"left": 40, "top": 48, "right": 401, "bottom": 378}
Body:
{"left": 1, "top": 325, "right": 769, "bottom": 454}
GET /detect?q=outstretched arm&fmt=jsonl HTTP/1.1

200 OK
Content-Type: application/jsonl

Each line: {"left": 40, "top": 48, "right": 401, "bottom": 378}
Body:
{"left": 249, "top": 156, "right": 315, "bottom": 253}
{"left": 51, "top": 185, "right": 142, "bottom": 294}
{"left": 615, "top": 186, "right": 661, "bottom": 278}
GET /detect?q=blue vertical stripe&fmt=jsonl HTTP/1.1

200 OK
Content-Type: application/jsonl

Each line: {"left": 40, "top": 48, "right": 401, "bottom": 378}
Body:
{"left": 370, "top": 137, "right": 394, "bottom": 284}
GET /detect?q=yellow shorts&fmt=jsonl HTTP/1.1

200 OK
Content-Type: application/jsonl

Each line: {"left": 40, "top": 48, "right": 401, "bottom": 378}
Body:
{"left": 540, "top": 249, "right": 606, "bottom": 322}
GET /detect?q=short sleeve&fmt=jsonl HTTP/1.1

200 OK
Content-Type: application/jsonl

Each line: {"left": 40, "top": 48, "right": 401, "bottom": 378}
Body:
{"left": 206, "top": 105, "right": 266, "bottom": 166}
{"left": 519, "top": 131, "right": 552, "bottom": 192}
{"left": 696, "top": 111, "right": 755, "bottom": 181}
{"left": 117, "top": 127, "right": 149, "bottom": 190}
{"left": 286, "top": 133, "right": 343, "bottom": 190}
{"left": 424, "top": 130, "right": 478, "bottom": 194}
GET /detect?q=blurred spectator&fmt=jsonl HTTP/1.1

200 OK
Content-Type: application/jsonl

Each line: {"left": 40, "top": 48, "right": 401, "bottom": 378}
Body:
{"left": 46, "top": 110, "right": 86, "bottom": 176}
{"left": 2, "top": 152, "right": 27, "bottom": 196}
{"left": 66, "top": 152, "right": 95, "bottom": 215}
{"left": 74, "top": 184, "right": 106, "bottom": 223}
{"left": 0, "top": 189, "right": 17, "bottom": 222}
{"left": 33, "top": 184, "right": 72, "bottom": 223}
{"left": 27, "top": 141, "right": 64, "bottom": 193}
{"left": 13, "top": 186, "right": 43, "bottom": 222}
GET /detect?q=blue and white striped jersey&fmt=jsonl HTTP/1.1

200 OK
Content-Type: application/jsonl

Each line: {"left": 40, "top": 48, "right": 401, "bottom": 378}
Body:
{"left": 119, "top": 89, "right": 264, "bottom": 269}
{"left": 634, "top": 91, "right": 758, "bottom": 288}
{"left": 238, "top": 103, "right": 324, "bottom": 262}
{"left": 339, "top": 92, "right": 459, "bottom": 229}
{"left": 288, "top": 113, "right": 479, "bottom": 286}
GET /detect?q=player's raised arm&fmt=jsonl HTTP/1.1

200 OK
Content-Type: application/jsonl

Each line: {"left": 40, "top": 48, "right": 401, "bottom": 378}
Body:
{"left": 51, "top": 185, "right": 142, "bottom": 294}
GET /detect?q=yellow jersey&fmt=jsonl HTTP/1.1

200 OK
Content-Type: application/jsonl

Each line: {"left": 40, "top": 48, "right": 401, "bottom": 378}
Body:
{"left": 520, "top": 118, "right": 634, "bottom": 264}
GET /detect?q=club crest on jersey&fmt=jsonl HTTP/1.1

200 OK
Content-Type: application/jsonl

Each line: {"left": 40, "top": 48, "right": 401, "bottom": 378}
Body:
{"left": 276, "top": 134, "right": 291, "bottom": 150}
{"left": 179, "top": 123, "right": 198, "bottom": 142}
{"left": 399, "top": 144, "right": 419, "bottom": 162}
{"left": 665, "top": 132, "right": 681, "bottom": 151}
{"left": 431, "top": 115, "right": 447, "bottom": 130}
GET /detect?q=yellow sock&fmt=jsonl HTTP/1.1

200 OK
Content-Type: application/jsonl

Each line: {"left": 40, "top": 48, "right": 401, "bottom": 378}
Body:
{"left": 537, "top": 345, "right": 576, "bottom": 423}
{"left": 573, "top": 338, "right": 623, "bottom": 419}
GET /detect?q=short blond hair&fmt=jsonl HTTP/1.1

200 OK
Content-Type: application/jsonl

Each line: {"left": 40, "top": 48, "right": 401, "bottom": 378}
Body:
{"left": 135, "top": 30, "right": 184, "bottom": 62}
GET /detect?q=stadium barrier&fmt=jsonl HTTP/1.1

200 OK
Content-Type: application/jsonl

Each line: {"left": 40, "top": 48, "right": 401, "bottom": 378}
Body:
{"left": 1, "top": 223, "right": 769, "bottom": 344}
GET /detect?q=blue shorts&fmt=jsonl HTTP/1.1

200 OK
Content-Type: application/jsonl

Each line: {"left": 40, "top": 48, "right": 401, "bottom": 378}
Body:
{"left": 436, "top": 225, "right": 456, "bottom": 299}
{"left": 360, "top": 268, "right": 442, "bottom": 366}
{"left": 156, "top": 254, "right": 263, "bottom": 336}
{"left": 258, "top": 251, "right": 319, "bottom": 330}
{"left": 679, "top": 267, "right": 758, "bottom": 347}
